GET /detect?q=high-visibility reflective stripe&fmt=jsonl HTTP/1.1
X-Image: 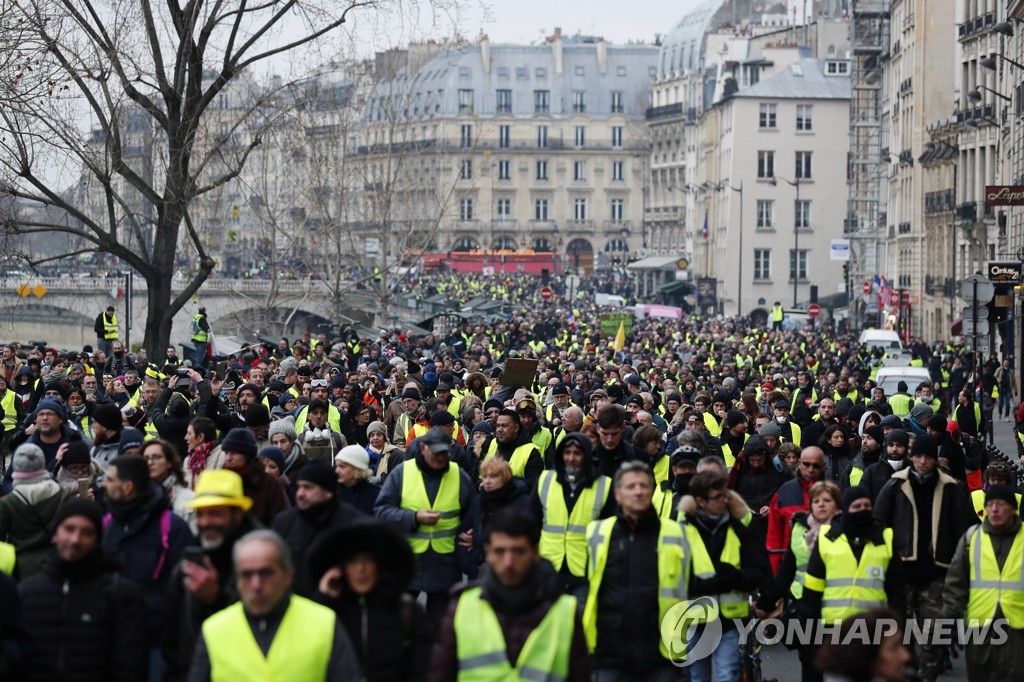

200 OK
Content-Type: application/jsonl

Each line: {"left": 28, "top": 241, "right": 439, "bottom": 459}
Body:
{"left": 437, "top": 511, "right": 460, "bottom": 519}
{"left": 825, "top": 578, "right": 885, "bottom": 590}
{"left": 460, "top": 652, "right": 507, "bottom": 669}
{"left": 566, "top": 524, "right": 588, "bottom": 533}
{"left": 520, "top": 668, "right": 565, "bottom": 682}
{"left": 822, "top": 598, "right": 885, "bottom": 609}
{"left": 410, "top": 529, "right": 458, "bottom": 540}
{"left": 591, "top": 477, "right": 608, "bottom": 518}
{"left": 543, "top": 523, "right": 566, "bottom": 533}
{"left": 971, "top": 527, "right": 1024, "bottom": 591}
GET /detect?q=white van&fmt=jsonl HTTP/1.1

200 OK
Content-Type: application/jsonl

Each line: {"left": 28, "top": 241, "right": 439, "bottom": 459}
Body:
{"left": 859, "top": 329, "right": 909, "bottom": 364}
{"left": 875, "top": 367, "right": 932, "bottom": 398}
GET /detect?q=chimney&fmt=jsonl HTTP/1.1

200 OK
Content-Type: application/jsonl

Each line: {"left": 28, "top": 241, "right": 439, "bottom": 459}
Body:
{"left": 597, "top": 38, "right": 608, "bottom": 74}
{"left": 480, "top": 35, "right": 491, "bottom": 73}
{"left": 552, "top": 31, "right": 563, "bottom": 74}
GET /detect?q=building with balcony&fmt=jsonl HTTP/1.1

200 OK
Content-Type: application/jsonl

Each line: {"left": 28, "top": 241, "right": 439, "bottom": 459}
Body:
{"left": 356, "top": 34, "right": 659, "bottom": 275}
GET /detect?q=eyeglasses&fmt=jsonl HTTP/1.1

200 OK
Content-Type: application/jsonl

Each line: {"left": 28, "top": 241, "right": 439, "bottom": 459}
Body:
{"left": 143, "top": 453, "right": 165, "bottom": 462}
{"left": 800, "top": 461, "right": 824, "bottom": 470}
{"left": 705, "top": 492, "right": 728, "bottom": 502}
{"left": 310, "top": 379, "right": 328, "bottom": 388}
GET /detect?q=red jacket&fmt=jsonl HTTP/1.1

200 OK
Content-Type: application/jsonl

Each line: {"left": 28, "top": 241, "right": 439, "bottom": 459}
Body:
{"left": 765, "top": 474, "right": 815, "bottom": 572}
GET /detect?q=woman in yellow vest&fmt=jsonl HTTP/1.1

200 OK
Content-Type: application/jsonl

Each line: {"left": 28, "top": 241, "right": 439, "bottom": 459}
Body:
{"left": 802, "top": 486, "right": 902, "bottom": 625}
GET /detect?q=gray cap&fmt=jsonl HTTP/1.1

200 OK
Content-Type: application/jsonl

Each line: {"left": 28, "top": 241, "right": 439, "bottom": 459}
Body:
{"left": 758, "top": 421, "right": 782, "bottom": 438}
{"left": 422, "top": 426, "right": 451, "bottom": 453}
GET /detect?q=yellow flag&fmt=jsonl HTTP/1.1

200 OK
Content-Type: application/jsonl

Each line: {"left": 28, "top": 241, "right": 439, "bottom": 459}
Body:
{"left": 613, "top": 321, "right": 625, "bottom": 353}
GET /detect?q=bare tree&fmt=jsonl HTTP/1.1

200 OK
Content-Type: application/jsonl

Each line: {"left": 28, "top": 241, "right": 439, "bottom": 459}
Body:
{"left": 0, "top": 0, "right": 465, "bottom": 355}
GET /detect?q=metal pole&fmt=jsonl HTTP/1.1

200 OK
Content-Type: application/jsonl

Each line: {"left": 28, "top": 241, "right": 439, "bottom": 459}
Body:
{"left": 737, "top": 183, "right": 744, "bottom": 317}
{"left": 793, "top": 181, "right": 800, "bottom": 307}
{"left": 124, "top": 271, "right": 132, "bottom": 351}
{"left": 973, "top": 278, "right": 979, "bottom": 384}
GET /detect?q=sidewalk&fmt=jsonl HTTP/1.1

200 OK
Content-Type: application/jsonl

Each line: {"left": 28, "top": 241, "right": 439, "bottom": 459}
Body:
{"left": 990, "top": 415, "right": 1021, "bottom": 462}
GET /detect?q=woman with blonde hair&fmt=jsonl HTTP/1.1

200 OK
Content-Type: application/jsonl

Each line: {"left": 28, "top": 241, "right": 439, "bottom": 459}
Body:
{"left": 458, "top": 456, "right": 529, "bottom": 579}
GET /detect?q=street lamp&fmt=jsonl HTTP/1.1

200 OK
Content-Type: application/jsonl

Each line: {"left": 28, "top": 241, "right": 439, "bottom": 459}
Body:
{"left": 980, "top": 54, "right": 1024, "bottom": 71}
{"left": 708, "top": 181, "right": 744, "bottom": 316}
{"left": 968, "top": 86, "right": 1012, "bottom": 103}
{"left": 770, "top": 176, "right": 801, "bottom": 307}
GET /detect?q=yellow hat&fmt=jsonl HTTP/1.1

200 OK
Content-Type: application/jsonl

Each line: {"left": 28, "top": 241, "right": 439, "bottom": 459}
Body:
{"left": 187, "top": 469, "right": 253, "bottom": 511}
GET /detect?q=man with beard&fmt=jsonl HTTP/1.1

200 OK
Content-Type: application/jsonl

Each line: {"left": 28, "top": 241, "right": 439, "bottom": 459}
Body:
{"left": 860, "top": 429, "right": 911, "bottom": 503}
{"left": 104, "top": 339, "right": 130, "bottom": 377}
{"left": 271, "top": 460, "right": 363, "bottom": 597}
{"left": 161, "top": 470, "right": 259, "bottom": 681}
{"left": 801, "top": 397, "right": 837, "bottom": 450}
{"left": 528, "top": 432, "right": 615, "bottom": 598}
{"left": 841, "top": 425, "right": 885, "bottom": 488}
{"left": 486, "top": 410, "right": 544, "bottom": 490}
{"left": 219, "top": 427, "right": 290, "bottom": 526}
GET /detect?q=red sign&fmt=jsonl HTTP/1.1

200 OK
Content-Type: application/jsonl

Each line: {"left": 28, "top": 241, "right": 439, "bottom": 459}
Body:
{"left": 986, "top": 185, "right": 1024, "bottom": 206}
{"left": 540, "top": 287, "right": 554, "bottom": 301}
{"left": 808, "top": 303, "right": 821, "bottom": 318}
{"left": 888, "top": 291, "right": 899, "bottom": 306}
{"left": 862, "top": 281, "right": 871, "bottom": 295}
{"left": 900, "top": 291, "right": 910, "bottom": 304}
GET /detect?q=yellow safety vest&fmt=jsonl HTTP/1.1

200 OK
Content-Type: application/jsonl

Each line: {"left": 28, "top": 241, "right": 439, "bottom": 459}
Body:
{"left": 803, "top": 525, "right": 894, "bottom": 623}
{"left": 0, "top": 541, "right": 15, "bottom": 575}
{"left": 531, "top": 427, "right": 553, "bottom": 458}
{"left": 966, "top": 524, "right": 1024, "bottom": 628}
{"left": 294, "top": 404, "right": 343, "bottom": 435}
{"left": 583, "top": 516, "right": 691, "bottom": 662}
{"left": 0, "top": 389, "right": 17, "bottom": 432}
{"left": 954, "top": 403, "right": 982, "bottom": 430}
{"left": 651, "top": 455, "right": 670, "bottom": 486}
{"left": 719, "top": 435, "right": 750, "bottom": 469}
{"left": 772, "top": 305, "right": 784, "bottom": 322}
{"left": 970, "top": 489, "right": 1023, "bottom": 520}
{"left": 102, "top": 313, "right": 119, "bottom": 340}
{"left": 790, "top": 521, "right": 810, "bottom": 600}
{"left": 190, "top": 314, "right": 208, "bottom": 343}
{"left": 538, "top": 471, "right": 611, "bottom": 577}
{"left": 401, "top": 461, "right": 462, "bottom": 554}
{"left": 454, "top": 586, "right": 576, "bottom": 680}
{"left": 485, "top": 440, "right": 536, "bottom": 478}
{"left": 888, "top": 394, "right": 913, "bottom": 418}
{"left": 702, "top": 412, "right": 722, "bottom": 437}
{"left": 683, "top": 522, "right": 750, "bottom": 619}
{"left": 203, "top": 596, "right": 334, "bottom": 682}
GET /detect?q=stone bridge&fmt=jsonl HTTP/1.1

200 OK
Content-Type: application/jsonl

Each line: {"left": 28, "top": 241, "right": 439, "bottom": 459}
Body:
{"left": 0, "top": 276, "right": 416, "bottom": 349}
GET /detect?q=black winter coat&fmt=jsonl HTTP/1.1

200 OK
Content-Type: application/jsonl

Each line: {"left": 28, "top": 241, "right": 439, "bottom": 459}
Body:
{"left": 19, "top": 552, "right": 148, "bottom": 682}
{"left": 335, "top": 478, "right": 381, "bottom": 516}
{"left": 271, "top": 500, "right": 365, "bottom": 597}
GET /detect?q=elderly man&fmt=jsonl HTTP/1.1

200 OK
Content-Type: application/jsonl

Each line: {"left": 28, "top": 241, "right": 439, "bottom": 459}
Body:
{"left": 766, "top": 446, "right": 824, "bottom": 572}
{"left": 187, "top": 530, "right": 360, "bottom": 680}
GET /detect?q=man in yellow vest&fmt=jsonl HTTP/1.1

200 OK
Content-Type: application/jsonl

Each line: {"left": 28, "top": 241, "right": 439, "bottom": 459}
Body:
{"left": 682, "top": 470, "right": 770, "bottom": 681}
{"left": 888, "top": 381, "right": 914, "bottom": 418}
{"left": 374, "top": 426, "right": 475, "bottom": 625}
{"left": 430, "top": 507, "right": 591, "bottom": 680}
{"left": 189, "top": 529, "right": 360, "bottom": 680}
{"left": 583, "top": 461, "right": 693, "bottom": 680}
{"left": 485, "top": 409, "right": 544, "bottom": 490}
{"left": 802, "top": 486, "right": 904, "bottom": 625}
{"left": 529, "top": 432, "right": 615, "bottom": 597}
{"left": 771, "top": 301, "right": 784, "bottom": 330}
{"left": 190, "top": 306, "right": 210, "bottom": 370}
{"left": 94, "top": 305, "right": 119, "bottom": 357}
{"left": 942, "top": 483, "right": 1024, "bottom": 680}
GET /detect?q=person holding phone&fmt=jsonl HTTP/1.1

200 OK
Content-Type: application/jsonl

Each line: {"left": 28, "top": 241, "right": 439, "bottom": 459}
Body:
{"left": 51, "top": 440, "right": 102, "bottom": 500}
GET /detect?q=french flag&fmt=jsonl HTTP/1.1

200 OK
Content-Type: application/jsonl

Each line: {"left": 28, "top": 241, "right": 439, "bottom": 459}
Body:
{"left": 702, "top": 211, "right": 708, "bottom": 240}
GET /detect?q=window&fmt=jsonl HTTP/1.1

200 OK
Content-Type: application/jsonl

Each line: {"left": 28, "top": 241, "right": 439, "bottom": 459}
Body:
{"left": 573, "top": 90, "right": 586, "bottom": 113}
{"left": 535, "top": 67, "right": 547, "bottom": 78}
{"left": 611, "top": 91, "right": 624, "bottom": 113}
{"left": 516, "top": 67, "right": 527, "bottom": 79}
{"left": 826, "top": 61, "right": 849, "bottom": 75}
{"left": 496, "top": 198, "right": 511, "bottom": 219}
{"left": 611, "top": 126, "right": 623, "bottom": 148}
{"left": 498, "top": 125, "right": 510, "bottom": 148}
{"left": 754, "top": 249, "right": 771, "bottom": 281}
{"left": 458, "top": 89, "right": 474, "bottom": 113}
{"left": 575, "top": 66, "right": 585, "bottom": 76}
{"left": 796, "top": 200, "right": 811, "bottom": 229}
{"left": 617, "top": 65, "right": 628, "bottom": 76}
{"left": 795, "top": 152, "right": 812, "bottom": 179}
{"left": 534, "top": 90, "right": 550, "bottom": 114}
{"left": 612, "top": 161, "right": 624, "bottom": 181}
{"left": 496, "top": 89, "right": 512, "bottom": 113}
{"left": 573, "top": 198, "right": 588, "bottom": 221}
{"left": 497, "top": 67, "right": 509, "bottom": 78}
{"left": 574, "top": 126, "right": 586, "bottom": 147}
{"left": 789, "top": 249, "right": 808, "bottom": 280}
{"left": 459, "top": 159, "right": 472, "bottom": 180}
{"left": 757, "top": 151, "right": 775, "bottom": 178}
{"left": 458, "top": 67, "right": 471, "bottom": 77}
{"left": 536, "top": 160, "right": 548, "bottom": 180}
{"left": 460, "top": 124, "right": 473, "bottom": 148}
{"left": 537, "top": 125, "right": 548, "bottom": 148}
{"left": 796, "top": 105, "right": 813, "bottom": 131}
{"left": 498, "top": 159, "right": 510, "bottom": 180}
{"left": 756, "top": 200, "right": 774, "bottom": 229}
{"left": 459, "top": 198, "right": 474, "bottom": 221}
{"left": 535, "top": 199, "right": 549, "bottom": 221}
{"left": 759, "top": 103, "right": 777, "bottom": 129}
{"left": 611, "top": 199, "right": 625, "bottom": 221}
{"left": 573, "top": 161, "right": 585, "bottom": 181}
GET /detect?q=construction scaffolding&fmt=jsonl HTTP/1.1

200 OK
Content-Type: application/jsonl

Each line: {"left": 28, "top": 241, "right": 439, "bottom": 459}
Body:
{"left": 846, "top": 0, "right": 891, "bottom": 329}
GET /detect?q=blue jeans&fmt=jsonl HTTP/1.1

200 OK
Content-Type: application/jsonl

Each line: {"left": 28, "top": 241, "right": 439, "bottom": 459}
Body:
{"left": 688, "top": 625, "right": 741, "bottom": 682}
{"left": 999, "top": 392, "right": 1012, "bottom": 417}
{"left": 193, "top": 341, "right": 208, "bottom": 369}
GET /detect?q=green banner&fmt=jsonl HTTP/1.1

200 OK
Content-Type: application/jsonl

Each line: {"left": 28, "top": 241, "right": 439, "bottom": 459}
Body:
{"left": 600, "top": 313, "right": 633, "bottom": 336}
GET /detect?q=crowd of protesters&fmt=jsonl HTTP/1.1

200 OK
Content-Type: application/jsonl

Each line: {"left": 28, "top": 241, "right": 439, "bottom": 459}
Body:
{"left": 0, "top": 273, "right": 1020, "bottom": 682}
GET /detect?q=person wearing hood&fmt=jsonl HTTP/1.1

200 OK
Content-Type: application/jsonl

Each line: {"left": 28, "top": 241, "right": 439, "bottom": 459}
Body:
{"left": 817, "top": 425, "right": 852, "bottom": 486}
{"left": 100, "top": 454, "right": 192, "bottom": 680}
{"left": 310, "top": 520, "right": 432, "bottom": 682}
{"left": 802, "top": 486, "right": 905, "bottom": 625}
{"left": 841, "top": 425, "right": 885, "bottom": 488}
{"left": 652, "top": 443, "right": 717, "bottom": 520}
{"left": 755, "top": 479, "right": 842, "bottom": 682}
{"left": 20, "top": 498, "right": 149, "bottom": 681}
{"left": 461, "top": 456, "right": 530, "bottom": 580}
{"left": 942, "top": 483, "right": 1024, "bottom": 679}
{"left": 859, "top": 429, "right": 911, "bottom": 503}
{"left": 89, "top": 402, "right": 124, "bottom": 470}
{"left": 364, "top": 420, "right": 404, "bottom": 483}
{"left": 220, "top": 427, "right": 291, "bottom": 526}
{"left": 757, "top": 419, "right": 783, "bottom": 459}
{"left": 728, "top": 435, "right": 791, "bottom": 545}
{"left": 682, "top": 470, "right": 771, "bottom": 682}
{"left": 374, "top": 426, "right": 477, "bottom": 625}
{"left": 906, "top": 401, "right": 934, "bottom": 436}
{"left": 51, "top": 439, "right": 103, "bottom": 500}
{"left": 527, "top": 432, "right": 614, "bottom": 596}
{"left": 873, "top": 434, "right": 973, "bottom": 682}
{"left": 717, "top": 409, "right": 749, "bottom": 468}
{"left": 430, "top": 508, "right": 589, "bottom": 682}
{"left": 0, "top": 443, "right": 73, "bottom": 578}
{"left": 925, "top": 414, "right": 967, "bottom": 483}
{"left": 271, "top": 459, "right": 364, "bottom": 598}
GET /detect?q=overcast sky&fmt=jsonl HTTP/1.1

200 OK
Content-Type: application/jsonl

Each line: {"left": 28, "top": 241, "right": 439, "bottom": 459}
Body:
{"left": 461, "top": 0, "right": 702, "bottom": 45}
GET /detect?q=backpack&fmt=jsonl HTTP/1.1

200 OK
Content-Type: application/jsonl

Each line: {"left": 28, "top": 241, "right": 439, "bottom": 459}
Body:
{"left": 102, "top": 509, "right": 172, "bottom": 581}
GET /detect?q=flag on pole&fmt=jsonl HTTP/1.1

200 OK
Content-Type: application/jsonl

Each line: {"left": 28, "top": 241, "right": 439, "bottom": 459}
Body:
{"left": 702, "top": 211, "right": 709, "bottom": 240}
{"left": 613, "top": 321, "right": 626, "bottom": 353}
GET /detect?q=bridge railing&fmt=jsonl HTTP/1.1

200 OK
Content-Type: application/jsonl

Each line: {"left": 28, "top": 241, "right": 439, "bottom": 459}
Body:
{"left": 0, "top": 276, "right": 361, "bottom": 295}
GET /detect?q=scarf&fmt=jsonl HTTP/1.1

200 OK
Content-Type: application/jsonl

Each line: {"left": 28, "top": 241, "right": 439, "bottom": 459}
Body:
{"left": 187, "top": 441, "right": 216, "bottom": 489}
{"left": 803, "top": 512, "right": 838, "bottom": 554}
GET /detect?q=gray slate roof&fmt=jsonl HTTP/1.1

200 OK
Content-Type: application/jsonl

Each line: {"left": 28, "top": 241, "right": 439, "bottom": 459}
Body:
{"left": 732, "top": 58, "right": 851, "bottom": 100}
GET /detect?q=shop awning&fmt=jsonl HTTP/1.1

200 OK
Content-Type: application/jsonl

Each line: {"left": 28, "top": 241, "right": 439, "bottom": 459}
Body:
{"left": 627, "top": 255, "right": 687, "bottom": 271}
{"left": 951, "top": 316, "right": 963, "bottom": 336}
{"left": 656, "top": 279, "right": 689, "bottom": 294}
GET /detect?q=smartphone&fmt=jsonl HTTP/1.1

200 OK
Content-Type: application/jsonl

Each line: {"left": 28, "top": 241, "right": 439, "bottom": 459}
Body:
{"left": 184, "top": 546, "right": 207, "bottom": 566}
{"left": 213, "top": 361, "right": 227, "bottom": 380}
{"left": 76, "top": 478, "right": 90, "bottom": 497}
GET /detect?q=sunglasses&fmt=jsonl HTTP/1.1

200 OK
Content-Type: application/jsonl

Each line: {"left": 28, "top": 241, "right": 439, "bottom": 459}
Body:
{"left": 800, "top": 461, "right": 824, "bottom": 470}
